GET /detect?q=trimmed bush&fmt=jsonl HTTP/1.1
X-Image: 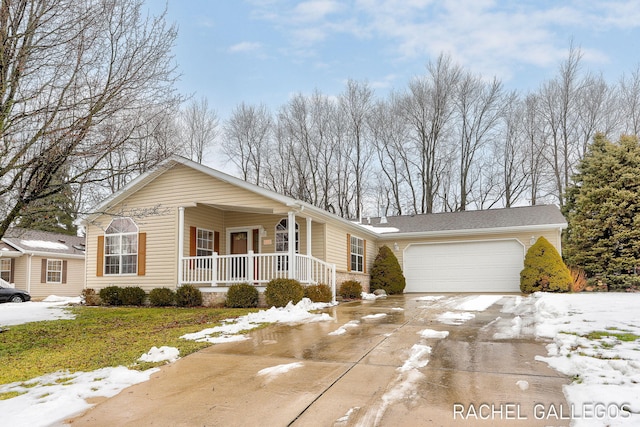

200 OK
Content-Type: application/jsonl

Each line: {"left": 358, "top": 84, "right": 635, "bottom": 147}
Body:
{"left": 99, "top": 286, "right": 123, "bottom": 306}
{"left": 520, "top": 237, "right": 571, "bottom": 294}
{"left": 304, "top": 283, "right": 333, "bottom": 303}
{"left": 119, "top": 286, "right": 146, "bottom": 306}
{"left": 176, "top": 284, "right": 203, "bottom": 307}
{"left": 370, "top": 245, "right": 406, "bottom": 295}
{"left": 338, "top": 280, "right": 362, "bottom": 299}
{"left": 226, "top": 283, "right": 259, "bottom": 308}
{"left": 149, "top": 288, "right": 176, "bottom": 307}
{"left": 265, "top": 278, "right": 304, "bottom": 307}
{"left": 82, "top": 288, "right": 101, "bottom": 306}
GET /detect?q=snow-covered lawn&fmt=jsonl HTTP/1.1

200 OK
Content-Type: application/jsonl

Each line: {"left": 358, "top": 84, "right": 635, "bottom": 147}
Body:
{"left": 0, "top": 296, "right": 81, "bottom": 327}
{"left": 502, "top": 293, "right": 640, "bottom": 426}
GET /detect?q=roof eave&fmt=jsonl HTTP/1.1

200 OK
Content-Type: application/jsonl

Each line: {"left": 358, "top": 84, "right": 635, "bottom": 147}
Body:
{"left": 375, "top": 222, "right": 567, "bottom": 240}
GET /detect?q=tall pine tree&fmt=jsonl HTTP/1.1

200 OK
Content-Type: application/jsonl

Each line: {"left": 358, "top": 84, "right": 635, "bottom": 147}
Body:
{"left": 17, "top": 170, "right": 78, "bottom": 236}
{"left": 564, "top": 134, "right": 640, "bottom": 288}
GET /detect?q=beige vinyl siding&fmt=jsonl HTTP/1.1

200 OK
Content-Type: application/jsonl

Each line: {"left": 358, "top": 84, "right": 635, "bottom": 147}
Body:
{"left": 28, "top": 257, "right": 85, "bottom": 299}
{"left": 184, "top": 205, "right": 224, "bottom": 256}
{"left": 86, "top": 211, "right": 177, "bottom": 292}
{"left": 11, "top": 256, "right": 28, "bottom": 292}
{"left": 324, "top": 222, "right": 376, "bottom": 274}
{"left": 380, "top": 228, "right": 563, "bottom": 269}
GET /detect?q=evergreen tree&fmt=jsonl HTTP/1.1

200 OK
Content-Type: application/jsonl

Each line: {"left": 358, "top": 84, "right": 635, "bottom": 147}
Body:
{"left": 370, "top": 245, "right": 406, "bottom": 294}
{"left": 18, "top": 171, "right": 78, "bottom": 236}
{"left": 564, "top": 134, "right": 640, "bottom": 285}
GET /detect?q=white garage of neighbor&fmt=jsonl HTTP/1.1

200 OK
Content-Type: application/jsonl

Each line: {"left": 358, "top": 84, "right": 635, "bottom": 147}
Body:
{"left": 403, "top": 240, "right": 525, "bottom": 293}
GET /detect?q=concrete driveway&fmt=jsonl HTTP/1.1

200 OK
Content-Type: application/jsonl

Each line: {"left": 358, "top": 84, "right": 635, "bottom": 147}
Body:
{"left": 68, "top": 294, "right": 569, "bottom": 427}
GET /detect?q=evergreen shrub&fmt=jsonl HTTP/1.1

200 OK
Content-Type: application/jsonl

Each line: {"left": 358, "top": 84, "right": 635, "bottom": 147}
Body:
{"left": 225, "top": 283, "right": 259, "bottom": 308}
{"left": 304, "top": 283, "right": 333, "bottom": 303}
{"left": 99, "top": 286, "right": 123, "bottom": 306}
{"left": 176, "top": 284, "right": 203, "bottom": 307}
{"left": 119, "top": 286, "right": 146, "bottom": 306}
{"left": 370, "top": 245, "right": 406, "bottom": 295}
{"left": 520, "top": 237, "right": 571, "bottom": 294}
{"left": 338, "top": 280, "right": 362, "bottom": 299}
{"left": 149, "top": 288, "right": 176, "bottom": 307}
{"left": 265, "top": 278, "right": 304, "bottom": 307}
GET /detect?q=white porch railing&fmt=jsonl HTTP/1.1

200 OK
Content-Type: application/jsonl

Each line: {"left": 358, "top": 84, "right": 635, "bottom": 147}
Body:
{"left": 180, "top": 252, "right": 336, "bottom": 293}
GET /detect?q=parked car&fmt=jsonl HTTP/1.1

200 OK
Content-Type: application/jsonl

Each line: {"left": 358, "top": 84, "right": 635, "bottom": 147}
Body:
{"left": 0, "top": 286, "right": 31, "bottom": 303}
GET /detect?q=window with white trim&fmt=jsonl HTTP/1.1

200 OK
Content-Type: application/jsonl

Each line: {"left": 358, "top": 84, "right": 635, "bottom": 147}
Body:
{"left": 275, "top": 219, "right": 299, "bottom": 253}
{"left": 196, "top": 228, "right": 214, "bottom": 256}
{"left": 0, "top": 259, "right": 11, "bottom": 282}
{"left": 104, "top": 218, "right": 138, "bottom": 275}
{"left": 350, "top": 236, "right": 364, "bottom": 272}
{"left": 47, "top": 259, "right": 63, "bottom": 283}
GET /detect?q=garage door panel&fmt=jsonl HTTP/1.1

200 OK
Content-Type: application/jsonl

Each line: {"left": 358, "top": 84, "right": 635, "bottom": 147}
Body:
{"left": 403, "top": 240, "right": 524, "bottom": 293}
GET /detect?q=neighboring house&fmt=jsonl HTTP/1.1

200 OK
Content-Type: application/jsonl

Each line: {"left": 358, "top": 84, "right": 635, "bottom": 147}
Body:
{"left": 0, "top": 229, "right": 86, "bottom": 299}
{"left": 82, "top": 156, "right": 567, "bottom": 303}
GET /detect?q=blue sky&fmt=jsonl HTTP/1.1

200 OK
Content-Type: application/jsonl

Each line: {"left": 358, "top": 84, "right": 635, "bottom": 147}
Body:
{"left": 147, "top": 0, "right": 640, "bottom": 122}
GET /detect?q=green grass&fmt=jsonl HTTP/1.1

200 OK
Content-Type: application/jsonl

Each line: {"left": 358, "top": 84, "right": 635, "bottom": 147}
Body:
{"left": 0, "top": 306, "right": 256, "bottom": 385}
{"left": 584, "top": 330, "right": 640, "bottom": 342}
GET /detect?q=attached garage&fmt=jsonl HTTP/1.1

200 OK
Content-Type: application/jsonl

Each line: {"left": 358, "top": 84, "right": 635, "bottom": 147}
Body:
{"left": 403, "top": 240, "right": 525, "bottom": 293}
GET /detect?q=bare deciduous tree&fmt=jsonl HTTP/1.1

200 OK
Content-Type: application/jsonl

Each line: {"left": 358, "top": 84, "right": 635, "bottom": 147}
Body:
{"left": 455, "top": 73, "right": 504, "bottom": 210}
{"left": 0, "top": 0, "right": 181, "bottom": 239}
{"left": 400, "top": 54, "right": 461, "bottom": 213}
{"left": 222, "top": 102, "right": 271, "bottom": 184}
{"left": 180, "top": 97, "right": 219, "bottom": 164}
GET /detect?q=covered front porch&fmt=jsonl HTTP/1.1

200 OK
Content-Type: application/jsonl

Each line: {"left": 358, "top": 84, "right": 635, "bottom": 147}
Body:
{"left": 176, "top": 205, "right": 336, "bottom": 296}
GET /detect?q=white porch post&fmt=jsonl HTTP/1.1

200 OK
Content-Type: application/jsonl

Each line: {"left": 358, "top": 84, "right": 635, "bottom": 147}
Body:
{"left": 306, "top": 217, "right": 312, "bottom": 283}
{"left": 288, "top": 210, "right": 295, "bottom": 279}
{"left": 178, "top": 207, "right": 185, "bottom": 286}
{"left": 247, "top": 250, "right": 254, "bottom": 284}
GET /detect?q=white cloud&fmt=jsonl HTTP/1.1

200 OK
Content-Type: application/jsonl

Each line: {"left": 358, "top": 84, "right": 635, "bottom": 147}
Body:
{"left": 292, "top": 0, "right": 343, "bottom": 22}
{"left": 228, "top": 41, "right": 262, "bottom": 53}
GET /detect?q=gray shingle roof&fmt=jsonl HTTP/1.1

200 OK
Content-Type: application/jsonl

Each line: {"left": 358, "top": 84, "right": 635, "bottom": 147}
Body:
{"left": 2, "top": 228, "right": 86, "bottom": 256}
{"left": 362, "top": 205, "right": 566, "bottom": 234}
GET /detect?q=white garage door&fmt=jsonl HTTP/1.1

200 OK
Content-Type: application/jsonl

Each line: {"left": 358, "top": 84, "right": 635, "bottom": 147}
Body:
{"left": 403, "top": 240, "right": 524, "bottom": 293}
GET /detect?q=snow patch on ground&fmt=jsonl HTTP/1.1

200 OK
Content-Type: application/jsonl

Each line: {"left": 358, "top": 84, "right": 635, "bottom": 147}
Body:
{"left": 437, "top": 311, "right": 475, "bottom": 325}
{"left": 418, "top": 329, "right": 449, "bottom": 339}
{"left": 335, "top": 407, "right": 360, "bottom": 424}
{"left": 329, "top": 320, "right": 360, "bottom": 336}
{"left": 454, "top": 295, "right": 503, "bottom": 311}
{"left": 362, "top": 292, "right": 386, "bottom": 300}
{"left": 0, "top": 296, "right": 80, "bottom": 326}
{"left": 181, "top": 298, "right": 334, "bottom": 343}
{"left": 361, "top": 313, "right": 387, "bottom": 320}
{"left": 400, "top": 344, "right": 432, "bottom": 371}
{"left": 0, "top": 367, "right": 158, "bottom": 427}
{"left": 138, "top": 346, "right": 180, "bottom": 363}
{"left": 257, "top": 362, "right": 304, "bottom": 382}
